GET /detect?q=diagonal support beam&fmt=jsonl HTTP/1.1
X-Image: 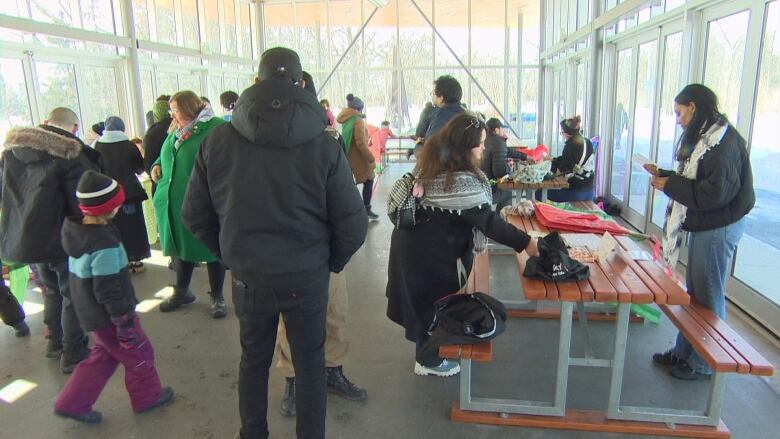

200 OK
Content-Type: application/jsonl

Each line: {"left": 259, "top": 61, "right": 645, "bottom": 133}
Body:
{"left": 409, "top": 0, "right": 520, "bottom": 139}
{"left": 319, "top": 7, "right": 380, "bottom": 94}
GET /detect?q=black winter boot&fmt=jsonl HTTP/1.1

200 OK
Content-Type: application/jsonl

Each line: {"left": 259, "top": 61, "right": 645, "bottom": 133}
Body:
{"left": 160, "top": 288, "right": 196, "bottom": 313}
{"left": 365, "top": 205, "right": 379, "bottom": 221}
{"left": 280, "top": 377, "right": 296, "bottom": 417}
{"left": 326, "top": 366, "right": 367, "bottom": 401}
{"left": 208, "top": 291, "right": 227, "bottom": 319}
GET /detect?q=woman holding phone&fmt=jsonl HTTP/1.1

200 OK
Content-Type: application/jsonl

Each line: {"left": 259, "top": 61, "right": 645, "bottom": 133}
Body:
{"left": 646, "top": 84, "right": 754, "bottom": 380}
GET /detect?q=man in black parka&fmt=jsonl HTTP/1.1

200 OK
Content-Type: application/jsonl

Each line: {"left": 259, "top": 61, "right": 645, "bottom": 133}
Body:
{"left": 0, "top": 107, "right": 97, "bottom": 373}
{"left": 182, "top": 47, "right": 367, "bottom": 439}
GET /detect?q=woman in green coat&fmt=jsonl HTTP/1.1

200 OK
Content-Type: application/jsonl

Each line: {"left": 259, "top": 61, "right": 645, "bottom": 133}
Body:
{"left": 151, "top": 91, "right": 227, "bottom": 318}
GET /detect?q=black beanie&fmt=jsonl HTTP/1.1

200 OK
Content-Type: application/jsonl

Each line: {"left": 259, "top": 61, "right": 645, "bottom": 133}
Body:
{"left": 347, "top": 94, "right": 364, "bottom": 111}
{"left": 76, "top": 170, "right": 125, "bottom": 216}
{"left": 258, "top": 47, "right": 303, "bottom": 83}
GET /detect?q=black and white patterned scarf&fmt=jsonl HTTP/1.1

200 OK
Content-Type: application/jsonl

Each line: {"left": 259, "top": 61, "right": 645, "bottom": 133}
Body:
{"left": 421, "top": 171, "right": 493, "bottom": 253}
{"left": 661, "top": 117, "right": 729, "bottom": 269}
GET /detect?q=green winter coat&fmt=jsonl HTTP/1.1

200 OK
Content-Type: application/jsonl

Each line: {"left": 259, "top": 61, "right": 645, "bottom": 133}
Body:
{"left": 153, "top": 117, "right": 226, "bottom": 262}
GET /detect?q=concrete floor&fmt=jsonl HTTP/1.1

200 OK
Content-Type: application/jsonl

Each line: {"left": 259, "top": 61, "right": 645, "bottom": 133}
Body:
{"left": 1, "top": 164, "right": 778, "bottom": 439}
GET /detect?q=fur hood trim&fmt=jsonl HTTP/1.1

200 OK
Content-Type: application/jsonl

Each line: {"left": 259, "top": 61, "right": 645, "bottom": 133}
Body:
{"left": 3, "top": 126, "right": 82, "bottom": 160}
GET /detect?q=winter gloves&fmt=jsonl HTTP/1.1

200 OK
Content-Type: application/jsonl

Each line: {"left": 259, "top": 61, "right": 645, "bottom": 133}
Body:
{"left": 110, "top": 312, "right": 140, "bottom": 349}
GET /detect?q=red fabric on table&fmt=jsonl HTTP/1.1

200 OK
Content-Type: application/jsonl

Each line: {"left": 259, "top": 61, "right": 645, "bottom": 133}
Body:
{"left": 534, "top": 202, "right": 633, "bottom": 236}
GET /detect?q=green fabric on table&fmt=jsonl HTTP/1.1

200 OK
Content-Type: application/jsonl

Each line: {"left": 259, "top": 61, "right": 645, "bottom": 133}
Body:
{"left": 545, "top": 200, "right": 614, "bottom": 221}
{"left": 9, "top": 264, "right": 30, "bottom": 304}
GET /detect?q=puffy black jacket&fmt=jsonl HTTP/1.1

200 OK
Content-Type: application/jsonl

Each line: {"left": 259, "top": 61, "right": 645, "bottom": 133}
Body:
{"left": 95, "top": 139, "right": 147, "bottom": 203}
{"left": 480, "top": 133, "right": 527, "bottom": 180}
{"left": 663, "top": 125, "right": 754, "bottom": 232}
{"left": 61, "top": 218, "right": 137, "bottom": 332}
{"left": 0, "top": 126, "right": 96, "bottom": 263}
{"left": 182, "top": 78, "right": 367, "bottom": 283}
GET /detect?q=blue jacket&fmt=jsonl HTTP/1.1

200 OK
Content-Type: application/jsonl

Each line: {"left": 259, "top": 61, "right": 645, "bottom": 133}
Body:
{"left": 424, "top": 103, "right": 465, "bottom": 139}
{"left": 61, "top": 217, "right": 137, "bottom": 332}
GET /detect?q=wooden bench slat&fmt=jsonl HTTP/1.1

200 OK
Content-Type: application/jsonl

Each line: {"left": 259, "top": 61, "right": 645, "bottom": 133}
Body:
{"left": 585, "top": 262, "right": 618, "bottom": 303}
{"left": 544, "top": 280, "right": 560, "bottom": 301}
{"left": 688, "top": 301, "right": 775, "bottom": 376}
{"left": 681, "top": 306, "right": 751, "bottom": 374}
{"left": 636, "top": 261, "right": 690, "bottom": 305}
{"left": 660, "top": 304, "right": 738, "bottom": 373}
{"left": 601, "top": 251, "right": 655, "bottom": 304}
{"left": 471, "top": 252, "right": 490, "bottom": 293}
{"left": 530, "top": 216, "right": 549, "bottom": 233}
{"left": 515, "top": 252, "right": 547, "bottom": 300}
{"left": 557, "top": 281, "right": 582, "bottom": 302}
{"left": 577, "top": 278, "right": 595, "bottom": 302}
{"left": 520, "top": 215, "right": 535, "bottom": 234}
{"left": 598, "top": 256, "right": 632, "bottom": 303}
{"left": 614, "top": 246, "right": 668, "bottom": 305}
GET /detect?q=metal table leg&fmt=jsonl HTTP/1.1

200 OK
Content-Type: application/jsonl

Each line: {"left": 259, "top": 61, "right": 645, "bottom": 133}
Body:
{"left": 576, "top": 301, "right": 594, "bottom": 358}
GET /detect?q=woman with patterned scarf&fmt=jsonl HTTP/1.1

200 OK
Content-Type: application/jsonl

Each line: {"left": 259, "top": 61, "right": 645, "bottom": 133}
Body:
{"left": 151, "top": 91, "right": 228, "bottom": 319}
{"left": 645, "top": 84, "right": 754, "bottom": 380}
{"left": 386, "top": 113, "right": 539, "bottom": 377}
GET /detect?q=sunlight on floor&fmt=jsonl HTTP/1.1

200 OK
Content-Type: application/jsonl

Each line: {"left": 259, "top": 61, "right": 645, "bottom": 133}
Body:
{"left": 0, "top": 379, "right": 38, "bottom": 404}
{"left": 135, "top": 286, "right": 174, "bottom": 313}
{"left": 143, "top": 249, "right": 170, "bottom": 268}
{"left": 21, "top": 301, "right": 44, "bottom": 316}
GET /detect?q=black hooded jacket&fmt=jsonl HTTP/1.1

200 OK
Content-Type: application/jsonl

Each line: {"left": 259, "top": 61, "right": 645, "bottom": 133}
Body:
{"left": 182, "top": 78, "right": 367, "bottom": 283}
{"left": 0, "top": 126, "right": 97, "bottom": 263}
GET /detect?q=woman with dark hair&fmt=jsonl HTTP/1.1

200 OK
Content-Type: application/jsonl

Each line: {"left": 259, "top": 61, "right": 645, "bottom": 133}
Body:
{"left": 219, "top": 91, "right": 239, "bottom": 122}
{"left": 94, "top": 116, "right": 151, "bottom": 273}
{"left": 151, "top": 91, "right": 228, "bottom": 319}
{"left": 647, "top": 84, "right": 754, "bottom": 380}
{"left": 481, "top": 117, "right": 527, "bottom": 212}
{"left": 386, "top": 113, "right": 538, "bottom": 377}
{"left": 541, "top": 115, "right": 595, "bottom": 202}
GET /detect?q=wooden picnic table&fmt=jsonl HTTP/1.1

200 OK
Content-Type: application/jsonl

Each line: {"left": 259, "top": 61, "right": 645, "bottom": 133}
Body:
{"left": 497, "top": 175, "right": 569, "bottom": 202}
{"left": 447, "top": 212, "right": 744, "bottom": 438}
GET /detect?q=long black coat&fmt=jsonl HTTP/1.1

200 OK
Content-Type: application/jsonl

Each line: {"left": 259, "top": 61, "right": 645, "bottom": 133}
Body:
{"left": 386, "top": 204, "right": 530, "bottom": 341}
{"left": 143, "top": 117, "right": 172, "bottom": 174}
{"left": 95, "top": 139, "right": 147, "bottom": 203}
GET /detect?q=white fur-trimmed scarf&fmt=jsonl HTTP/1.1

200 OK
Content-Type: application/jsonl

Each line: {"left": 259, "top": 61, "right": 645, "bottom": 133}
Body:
{"left": 420, "top": 170, "right": 493, "bottom": 253}
{"left": 661, "top": 117, "right": 729, "bottom": 269}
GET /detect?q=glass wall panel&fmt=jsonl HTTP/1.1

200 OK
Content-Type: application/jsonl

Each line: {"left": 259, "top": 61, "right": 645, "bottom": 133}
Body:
{"left": 363, "top": 0, "right": 397, "bottom": 69}
{"left": 575, "top": 61, "right": 587, "bottom": 127}
{"left": 666, "top": 0, "right": 685, "bottom": 11}
{"left": 296, "top": 2, "right": 325, "bottom": 71}
{"left": 734, "top": 1, "right": 780, "bottom": 307}
{"left": 471, "top": 0, "right": 505, "bottom": 66}
{"left": 225, "top": 0, "right": 239, "bottom": 56}
{"left": 329, "top": 0, "right": 363, "bottom": 70}
{"left": 179, "top": 72, "right": 202, "bottom": 95}
{"left": 470, "top": 68, "right": 504, "bottom": 120}
{"left": 398, "top": 0, "right": 433, "bottom": 69}
{"left": 204, "top": 0, "right": 222, "bottom": 54}
{"left": 521, "top": 68, "right": 539, "bottom": 141}
{"left": 0, "top": 0, "right": 28, "bottom": 17}
{"left": 0, "top": 58, "right": 33, "bottom": 143}
{"left": 239, "top": 3, "right": 253, "bottom": 59}
{"left": 610, "top": 48, "right": 632, "bottom": 201}
{"left": 628, "top": 40, "right": 657, "bottom": 216}
{"left": 435, "top": 0, "right": 468, "bottom": 67}
{"left": 28, "top": 0, "right": 79, "bottom": 48}
{"left": 403, "top": 68, "right": 435, "bottom": 134}
{"left": 156, "top": 71, "right": 179, "bottom": 95}
{"left": 364, "top": 71, "right": 393, "bottom": 126}
{"left": 181, "top": 0, "right": 200, "bottom": 49}
{"left": 652, "top": 32, "right": 682, "bottom": 227}
{"left": 81, "top": 66, "right": 121, "bottom": 129}
{"left": 140, "top": 69, "right": 155, "bottom": 116}
{"left": 265, "top": 3, "right": 295, "bottom": 51}
{"left": 35, "top": 61, "right": 80, "bottom": 121}
{"left": 703, "top": 10, "right": 750, "bottom": 121}
{"left": 133, "top": 0, "right": 151, "bottom": 40}
{"left": 155, "top": 0, "right": 177, "bottom": 45}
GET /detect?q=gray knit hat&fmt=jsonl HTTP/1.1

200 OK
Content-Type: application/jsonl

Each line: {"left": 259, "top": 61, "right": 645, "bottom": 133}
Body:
{"left": 346, "top": 94, "right": 364, "bottom": 112}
